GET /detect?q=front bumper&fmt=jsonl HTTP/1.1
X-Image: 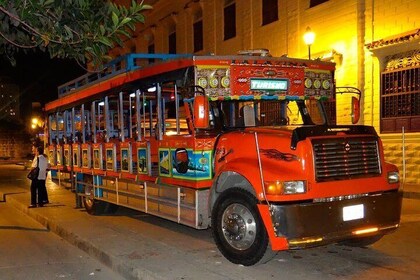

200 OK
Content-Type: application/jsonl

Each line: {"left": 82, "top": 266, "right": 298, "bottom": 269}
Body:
{"left": 270, "top": 190, "right": 402, "bottom": 248}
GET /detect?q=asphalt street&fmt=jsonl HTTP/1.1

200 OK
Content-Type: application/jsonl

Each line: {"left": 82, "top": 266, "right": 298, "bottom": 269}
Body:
{"left": 1, "top": 163, "right": 419, "bottom": 280}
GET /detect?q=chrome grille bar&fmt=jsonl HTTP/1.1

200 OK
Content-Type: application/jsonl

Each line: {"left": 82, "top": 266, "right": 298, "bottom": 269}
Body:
{"left": 313, "top": 138, "right": 381, "bottom": 181}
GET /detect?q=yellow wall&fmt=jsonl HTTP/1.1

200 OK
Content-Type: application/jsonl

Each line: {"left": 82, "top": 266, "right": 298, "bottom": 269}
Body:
{"left": 114, "top": 0, "right": 420, "bottom": 184}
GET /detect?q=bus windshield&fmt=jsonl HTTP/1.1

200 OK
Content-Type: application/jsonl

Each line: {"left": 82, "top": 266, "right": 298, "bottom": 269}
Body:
{"left": 212, "top": 99, "right": 328, "bottom": 129}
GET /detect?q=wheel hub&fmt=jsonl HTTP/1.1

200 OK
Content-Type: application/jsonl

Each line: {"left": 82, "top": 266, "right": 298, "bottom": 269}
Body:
{"left": 224, "top": 213, "right": 246, "bottom": 240}
{"left": 221, "top": 203, "right": 256, "bottom": 250}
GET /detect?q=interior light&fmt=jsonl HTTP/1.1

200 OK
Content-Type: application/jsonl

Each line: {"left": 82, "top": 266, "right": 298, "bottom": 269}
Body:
{"left": 147, "top": 86, "right": 156, "bottom": 92}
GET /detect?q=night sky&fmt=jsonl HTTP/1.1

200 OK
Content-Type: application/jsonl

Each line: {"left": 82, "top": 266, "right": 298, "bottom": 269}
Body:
{"left": 0, "top": 51, "right": 85, "bottom": 120}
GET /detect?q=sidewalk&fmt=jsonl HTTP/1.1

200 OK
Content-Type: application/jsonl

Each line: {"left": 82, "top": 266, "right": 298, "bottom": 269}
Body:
{"left": 402, "top": 183, "right": 420, "bottom": 200}
{"left": 0, "top": 180, "right": 257, "bottom": 280}
{"left": 1, "top": 179, "right": 419, "bottom": 280}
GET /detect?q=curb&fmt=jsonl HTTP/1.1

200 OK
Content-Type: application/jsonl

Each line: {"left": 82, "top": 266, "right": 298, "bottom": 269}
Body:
{"left": 403, "top": 191, "right": 420, "bottom": 200}
{"left": 3, "top": 192, "right": 163, "bottom": 280}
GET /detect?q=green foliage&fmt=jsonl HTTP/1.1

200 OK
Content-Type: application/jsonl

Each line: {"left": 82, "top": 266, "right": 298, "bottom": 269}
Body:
{"left": 0, "top": 0, "right": 152, "bottom": 68}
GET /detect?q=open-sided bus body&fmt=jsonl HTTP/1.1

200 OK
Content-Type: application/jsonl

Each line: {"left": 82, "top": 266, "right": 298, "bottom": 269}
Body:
{"left": 45, "top": 52, "right": 402, "bottom": 266}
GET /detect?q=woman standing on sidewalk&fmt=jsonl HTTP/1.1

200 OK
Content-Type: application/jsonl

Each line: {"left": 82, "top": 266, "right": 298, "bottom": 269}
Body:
{"left": 28, "top": 145, "right": 49, "bottom": 208}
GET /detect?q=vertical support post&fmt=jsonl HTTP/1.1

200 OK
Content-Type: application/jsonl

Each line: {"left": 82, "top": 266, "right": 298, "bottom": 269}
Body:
{"left": 81, "top": 104, "right": 85, "bottom": 144}
{"left": 177, "top": 187, "right": 181, "bottom": 223}
{"left": 71, "top": 108, "right": 76, "bottom": 142}
{"left": 62, "top": 111, "right": 67, "bottom": 143}
{"left": 129, "top": 92, "right": 133, "bottom": 139}
{"left": 104, "top": 96, "right": 110, "bottom": 142}
{"left": 175, "top": 84, "right": 180, "bottom": 135}
{"left": 55, "top": 112, "right": 59, "bottom": 143}
{"left": 156, "top": 83, "right": 163, "bottom": 141}
{"left": 48, "top": 115, "right": 53, "bottom": 144}
{"left": 91, "top": 102, "right": 97, "bottom": 144}
{"left": 119, "top": 91, "right": 125, "bottom": 142}
{"left": 136, "top": 89, "right": 142, "bottom": 141}
{"left": 144, "top": 182, "right": 148, "bottom": 213}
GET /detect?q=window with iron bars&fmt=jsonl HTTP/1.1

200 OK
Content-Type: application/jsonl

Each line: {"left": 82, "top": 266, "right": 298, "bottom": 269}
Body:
{"left": 381, "top": 50, "right": 420, "bottom": 133}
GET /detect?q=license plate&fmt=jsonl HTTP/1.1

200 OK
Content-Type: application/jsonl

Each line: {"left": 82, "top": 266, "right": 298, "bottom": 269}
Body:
{"left": 343, "top": 204, "right": 364, "bottom": 221}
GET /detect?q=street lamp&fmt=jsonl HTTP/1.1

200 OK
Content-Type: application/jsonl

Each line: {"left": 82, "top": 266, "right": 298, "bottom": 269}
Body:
{"left": 303, "top": 26, "right": 315, "bottom": 59}
{"left": 31, "top": 117, "right": 39, "bottom": 129}
{"left": 31, "top": 117, "right": 44, "bottom": 140}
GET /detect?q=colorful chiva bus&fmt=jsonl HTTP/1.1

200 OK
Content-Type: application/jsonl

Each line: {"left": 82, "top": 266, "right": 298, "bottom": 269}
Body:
{"left": 45, "top": 50, "right": 402, "bottom": 265}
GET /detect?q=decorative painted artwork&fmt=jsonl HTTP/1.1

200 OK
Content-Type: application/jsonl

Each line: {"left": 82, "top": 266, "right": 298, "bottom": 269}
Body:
{"left": 106, "top": 148, "right": 114, "bottom": 171}
{"left": 82, "top": 149, "right": 89, "bottom": 168}
{"left": 48, "top": 148, "right": 55, "bottom": 166}
{"left": 63, "top": 149, "right": 70, "bottom": 166}
{"left": 93, "top": 148, "right": 101, "bottom": 169}
{"left": 73, "top": 146, "right": 79, "bottom": 167}
{"left": 137, "top": 148, "right": 148, "bottom": 174}
{"left": 121, "top": 148, "right": 129, "bottom": 172}
{"left": 56, "top": 149, "right": 62, "bottom": 166}
{"left": 172, "top": 149, "right": 212, "bottom": 180}
{"left": 159, "top": 149, "right": 170, "bottom": 176}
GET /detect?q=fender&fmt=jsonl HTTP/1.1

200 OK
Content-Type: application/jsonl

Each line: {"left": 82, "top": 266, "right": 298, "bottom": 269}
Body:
{"left": 214, "top": 159, "right": 264, "bottom": 198}
{"left": 258, "top": 204, "right": 289, "bottom": 250}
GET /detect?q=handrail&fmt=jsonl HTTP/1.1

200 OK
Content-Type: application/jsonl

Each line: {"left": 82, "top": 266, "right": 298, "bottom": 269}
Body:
{"left": 57, "top": 53, "right": 192, "bottom": 97}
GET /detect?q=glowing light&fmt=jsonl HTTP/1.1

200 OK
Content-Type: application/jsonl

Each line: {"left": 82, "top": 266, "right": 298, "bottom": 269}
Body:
{"left": 303, "top": 27, "right": 315, "bottom": 46}
{"left": 303, "top": 27, "right": 315, "bottom": 59}
{"left": 353, "top": 227, "right": 379, "bottom": 235}
{"left": 289, "top": 237, "right": 323, "bottom": 245}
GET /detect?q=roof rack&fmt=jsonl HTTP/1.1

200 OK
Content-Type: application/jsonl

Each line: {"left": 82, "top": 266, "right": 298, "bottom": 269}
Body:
{"left": 237, "top": 48, "right": 272, "bottom": 57}
{"left": 57, "top": 53, "right": 192, "bottom": 97}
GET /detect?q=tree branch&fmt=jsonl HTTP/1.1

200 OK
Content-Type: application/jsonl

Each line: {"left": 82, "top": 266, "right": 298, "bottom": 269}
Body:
{"left": 0, "top": 5, "right": 83, "bottom": 46}
{"left": 0, "top": 30, "right": 37, "bottom": 49}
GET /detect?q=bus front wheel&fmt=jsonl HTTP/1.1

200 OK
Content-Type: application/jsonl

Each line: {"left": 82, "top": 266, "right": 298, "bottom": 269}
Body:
{"left": 211, "top": 188, "right": 275, "bottom": 266}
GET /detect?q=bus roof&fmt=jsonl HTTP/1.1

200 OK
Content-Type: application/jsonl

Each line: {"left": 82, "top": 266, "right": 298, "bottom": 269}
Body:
{"left": 45, "top": 53, "right": 335, "bottom": 112}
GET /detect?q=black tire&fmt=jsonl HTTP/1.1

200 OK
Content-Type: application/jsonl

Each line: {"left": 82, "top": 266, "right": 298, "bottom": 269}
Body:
{"left": 211, "top": 188, "right": 274, "bottom": 266}
{"left": 83, "top": 197, "right": 118, "bottom": 215}
{"left": 341, "top": 234, "right": 384, "bottom": 247}
{"left": 83, "top": 197, "right": 106, "bottom": 215}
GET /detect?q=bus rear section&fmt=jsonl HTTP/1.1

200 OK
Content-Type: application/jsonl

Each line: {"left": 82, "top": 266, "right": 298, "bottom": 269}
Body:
{"left": 44, "top": 51, "right": 402, "bottom": 266}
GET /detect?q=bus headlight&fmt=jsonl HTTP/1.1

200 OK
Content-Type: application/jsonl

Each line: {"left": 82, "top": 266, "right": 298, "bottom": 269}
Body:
{"left": 387, "top": 171, "right": 399, "bottom": 184}
{"left": 264, "top": 180, "right": 306, "bottom": 195}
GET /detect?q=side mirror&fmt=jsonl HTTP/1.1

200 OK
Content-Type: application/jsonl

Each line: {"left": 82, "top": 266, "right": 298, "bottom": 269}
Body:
{"left": 352, "top": 96, "right": 360, "bottom": 124}
{"left": 193, "top": 95, "right": 209, "bottom": 129}
{"left": 335, "top": 87, "right": 362, "bottom": 125}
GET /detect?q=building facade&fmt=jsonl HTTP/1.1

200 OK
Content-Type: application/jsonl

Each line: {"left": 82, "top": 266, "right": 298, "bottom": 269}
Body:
{"left": 113, "top": 0, "right": 420, "bottom": 184}
{"left": 0, "top": 76, "right": 20, "bottom": 122}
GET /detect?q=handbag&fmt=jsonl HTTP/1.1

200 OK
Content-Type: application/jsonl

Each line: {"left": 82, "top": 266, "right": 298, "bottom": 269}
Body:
{"left": 27, "top": 157, "right": 40, "bottom": 180}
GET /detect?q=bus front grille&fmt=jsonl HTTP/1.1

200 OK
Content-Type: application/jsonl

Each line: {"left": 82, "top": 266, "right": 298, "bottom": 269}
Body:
{"left": 312, "top": 138, "right": 381, "bottom": 182}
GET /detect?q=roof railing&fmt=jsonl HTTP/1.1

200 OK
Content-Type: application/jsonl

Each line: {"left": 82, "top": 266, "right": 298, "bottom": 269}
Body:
{"left": 57, "top": 53, "right": 192, "bottom": 97}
